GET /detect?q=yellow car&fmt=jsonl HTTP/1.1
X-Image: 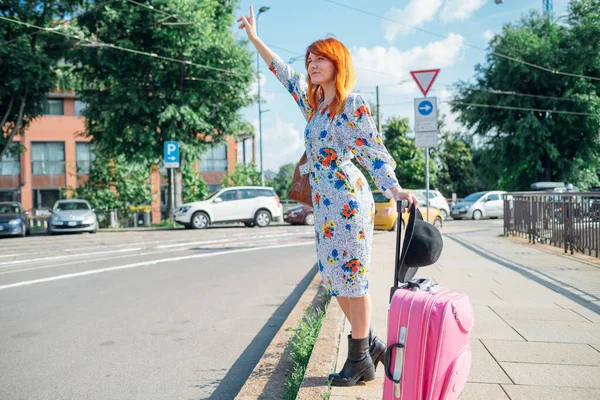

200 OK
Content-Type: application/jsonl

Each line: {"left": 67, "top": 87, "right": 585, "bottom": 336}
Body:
{"left": 373, "top": 190, "right": 443, "bottom": 231}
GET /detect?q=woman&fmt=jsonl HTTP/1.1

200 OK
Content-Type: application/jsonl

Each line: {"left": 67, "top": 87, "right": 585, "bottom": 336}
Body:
{"left": 238, "top": 6, "right": 419, "bottom": 387}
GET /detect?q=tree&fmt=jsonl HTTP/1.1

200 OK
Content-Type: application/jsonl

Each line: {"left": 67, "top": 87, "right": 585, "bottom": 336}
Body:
{"left": 382, "top": 117, "right": 437, "bottom": 189}
{"left": 437, "top": 132, "right": 476, "bottom": 198}
{"left": 181, "top": 150, "right": 208, "bottom": 203}
{"left": 68, "top": 153, "right": 153, "bottom": 211}
{"left": 451, "top": 2, "right": 600, "bottom": 191}
{"left": 270, "top": 163, "right": 295, "bottom": 199}
{"left": 0, "top": 0, "right": 84, "bottom": 160}
{"left": 71, "top": 0, "right": 254, "bottom": 212}
{"left": 222, "top": 162, "right": 261, "bottom": 187}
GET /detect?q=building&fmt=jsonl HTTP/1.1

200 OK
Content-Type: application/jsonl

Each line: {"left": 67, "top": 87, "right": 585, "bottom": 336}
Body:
{"left": 0, "top": 92, "right": 254, "bottom": 223}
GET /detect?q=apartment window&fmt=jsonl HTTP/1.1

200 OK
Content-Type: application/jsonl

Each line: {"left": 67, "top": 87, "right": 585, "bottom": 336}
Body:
{"left": 43, "top": 99, "right": 64, "bottom": 116}
{"left": 33, "top": 189, "right": 62, "bottom": 210}
{"left": 31, "top": 142, "right": 65, "bottom": 175}
{"left": 199, "top": 144, "right": 227, "bottom": 172}
{"left": 0, "top": 147, "right": 20, "bottom": 175}
{"left": 74, "top": 100, "right": 87, "bottom": 116}
{"left": 0, "top": 190, "right": 19, "bottom": 202}
{"left": 76, "top": 142, "right": 95, "bottom": 174}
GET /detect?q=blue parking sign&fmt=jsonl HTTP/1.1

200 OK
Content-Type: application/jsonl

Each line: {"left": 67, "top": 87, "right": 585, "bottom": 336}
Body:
{"left": 164, "top": 141, "right": 180, "bottom": 168}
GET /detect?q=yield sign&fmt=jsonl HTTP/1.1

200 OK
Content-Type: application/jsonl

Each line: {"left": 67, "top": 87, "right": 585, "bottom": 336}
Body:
{"left": 410, "top": 69, "right": 440, "bottom": 97}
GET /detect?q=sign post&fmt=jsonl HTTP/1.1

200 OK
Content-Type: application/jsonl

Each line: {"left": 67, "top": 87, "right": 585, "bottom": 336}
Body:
{"left": 411, "top": 69, "right": 440, "bottom": 222}
{"left": 164, "top": 142, "right": 180, "bottom": 228}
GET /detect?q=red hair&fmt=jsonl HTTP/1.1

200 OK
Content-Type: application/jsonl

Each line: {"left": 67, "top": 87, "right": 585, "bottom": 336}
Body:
{"left": 305, "top": 38, "right": 356, "bottom": 115}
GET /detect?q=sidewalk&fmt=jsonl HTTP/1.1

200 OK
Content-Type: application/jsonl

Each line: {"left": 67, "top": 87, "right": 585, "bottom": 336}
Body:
{"left": 325, "top": 222, "right": 600, "bottom": 399}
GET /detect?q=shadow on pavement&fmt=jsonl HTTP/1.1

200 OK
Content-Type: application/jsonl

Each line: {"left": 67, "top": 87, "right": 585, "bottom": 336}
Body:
{"left": 446, "top": 233, "right": 600, "bottom": 315}
{"left": 204, "top": 262, "right": 319, "bottom": 400}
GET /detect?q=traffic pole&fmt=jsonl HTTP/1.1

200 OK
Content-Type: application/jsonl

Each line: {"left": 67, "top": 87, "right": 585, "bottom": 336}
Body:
{"left": 425, "top": 146, "right": 430, "bottom": 222}
{"left": 170, "top": 168, "right": 175, "bottom": 228}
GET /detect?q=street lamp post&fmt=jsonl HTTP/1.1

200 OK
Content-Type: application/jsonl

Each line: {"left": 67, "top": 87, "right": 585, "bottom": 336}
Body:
{"left": 256, "top": 6, "right": 270, "bottom": 186}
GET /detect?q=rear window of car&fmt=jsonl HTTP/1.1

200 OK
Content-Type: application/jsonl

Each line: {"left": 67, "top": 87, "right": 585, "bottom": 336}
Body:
{"left": 0, "top": 204, "right": 20, "bottom": 214}
{"left": 488, "top": 194, "right": 500, "bottom": 201}
{"left": 257, "top": 189, "right": 276, "bottom": 197}
{"left": 373, "top": 192, "right": 389, "bottom": 203}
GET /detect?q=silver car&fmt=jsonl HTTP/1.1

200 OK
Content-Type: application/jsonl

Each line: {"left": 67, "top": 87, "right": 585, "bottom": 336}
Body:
{"left": 48, "top": 200, "right": 98, "bottom": 235}
{"left": 450, "top": 191, "right": 507, "bottom": 220}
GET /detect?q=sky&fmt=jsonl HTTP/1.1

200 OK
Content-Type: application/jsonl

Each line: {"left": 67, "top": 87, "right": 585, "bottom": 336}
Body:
{"left": 231, "top": 0, "right": 571, "bottom": 173}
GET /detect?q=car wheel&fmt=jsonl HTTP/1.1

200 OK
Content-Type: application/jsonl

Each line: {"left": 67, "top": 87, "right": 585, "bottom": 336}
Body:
{"left": 440, "top": 209, "right": 448, "bottom": 220}
{"left": 47, "top": 228, "right": 53, "bottom": 236}
{"left": 389, "top": 219, "right": 398, "bottom": 231}
{"left": 191, "top": 212, "right": 210, "bottom": 229}
{"left": 184, "top": 224, "right": 193, "bottom": 229}
{"left": 255, "top": 210, "right": 271, "bottom": 228}
{"left": 304, "top": 212, "right": 315, "bottom": 226}
{"left": 434, "top": 217, "right": 443, "bottom": 228}
{"left": 472, "top": 210, "right": 482, "bottom": 220}
{"left": 244, "top": 222, "right": 256, "bottom": 228}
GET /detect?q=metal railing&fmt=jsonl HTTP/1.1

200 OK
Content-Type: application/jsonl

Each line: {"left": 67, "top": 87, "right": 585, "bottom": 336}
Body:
{"left": 504, "top": 192, "right": 600, "bottom": 258}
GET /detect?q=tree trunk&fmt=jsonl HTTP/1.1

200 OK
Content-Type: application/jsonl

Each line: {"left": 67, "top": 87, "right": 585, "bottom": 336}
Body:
{"left": 175, "top": 168, "right": 183, "bottom": 208}
{"left": 0, "top": 90, "right": 27, "bottom": 161}
{"left": 0, "top": 94, "right": 15, "bottom": 129}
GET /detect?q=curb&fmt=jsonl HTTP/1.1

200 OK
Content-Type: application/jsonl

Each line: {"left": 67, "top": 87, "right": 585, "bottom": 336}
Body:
{"left": 235, "top": 268, "right": 328, "bottom": 400}
{"left": 296, "top": 298, "right": 345, "bottom": 400}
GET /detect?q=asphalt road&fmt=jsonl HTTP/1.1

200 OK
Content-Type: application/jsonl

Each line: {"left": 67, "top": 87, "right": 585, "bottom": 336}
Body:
{"left": 0, "top": 225, "right": 317, "bottom": 400}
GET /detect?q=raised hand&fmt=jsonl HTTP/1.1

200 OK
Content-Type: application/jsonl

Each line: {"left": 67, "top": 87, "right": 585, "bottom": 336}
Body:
{"left": 237, "top": 5, "right": 258, "bottom": 42}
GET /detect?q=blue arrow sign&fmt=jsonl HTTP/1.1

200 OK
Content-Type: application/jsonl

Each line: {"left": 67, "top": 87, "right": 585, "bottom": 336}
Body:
{"left": 164, "top": 141, "right": 180, "bottom": 166}
{"left": 418, "top": 100, "right": 434, "bottom": 116}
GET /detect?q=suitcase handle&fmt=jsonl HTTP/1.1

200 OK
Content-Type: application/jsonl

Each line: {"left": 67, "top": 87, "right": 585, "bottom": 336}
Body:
{"left": 383, "top": 343, "right": 404, "bottom": 383}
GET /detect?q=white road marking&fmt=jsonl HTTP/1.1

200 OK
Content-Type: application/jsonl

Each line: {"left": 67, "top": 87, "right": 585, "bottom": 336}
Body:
{"left": 156, "top": 232, "right": 300, "bottom": 249}
{"left": 0, "top": 242, "right": 314, "bottom": 291}
{"left": 0, "top": 248, "right": 143, "bottom": 268}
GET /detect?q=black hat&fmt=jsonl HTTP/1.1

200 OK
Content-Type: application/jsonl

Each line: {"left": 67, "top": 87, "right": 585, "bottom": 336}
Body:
{"left": 397, "top": 203, "right": 444, "bottom": 282}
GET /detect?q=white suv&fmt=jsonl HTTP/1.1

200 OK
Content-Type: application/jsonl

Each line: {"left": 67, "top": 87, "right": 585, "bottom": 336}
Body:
{"left": 174, "top": 186, "right": 283, "bottom": 229}
{"left": 415, "top": 189, "right": 450, "bottom": 220}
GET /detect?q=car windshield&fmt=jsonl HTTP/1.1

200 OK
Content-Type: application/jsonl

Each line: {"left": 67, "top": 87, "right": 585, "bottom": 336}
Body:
{"left": 0, "top": 204, "right": 19, "bottom": 214}
{"left": 55, "top": 202, "right": 90, "bottom": 211}
{"left": 203, "top": 191, "right": 218, "bottom": 201}
{"left": 463, "top": 192, "right": 485, "bottom": 202}
{"left": 373, "top": 192, "right": 389, "bottom": 203}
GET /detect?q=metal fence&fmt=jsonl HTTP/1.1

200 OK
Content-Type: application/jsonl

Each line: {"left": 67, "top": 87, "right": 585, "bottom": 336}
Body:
{"left": 30, "top": 209, "right": 153, "bottom": 231}
{"left": 504, "top": 192, "right": 600, "bottom": 258}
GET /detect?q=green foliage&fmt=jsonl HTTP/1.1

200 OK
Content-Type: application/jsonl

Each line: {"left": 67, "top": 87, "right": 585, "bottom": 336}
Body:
{"left": 270, "top": 163, "right": 295, "bottom": 199}
{"left": 222, "top": 162, "right": 261, "bottom": 187}
{"left": 437, "top": 132, "right": 477, "bottom": 198}
{"left": 451, "top": 2, "right": 600, "bottom": 191}
{"left": 285, "top": 307, "right": 327, "bottom": 400}
{"left": 382, "top": 117, "right": 437, "bottom": 189}
{"left": 181, "top": 148, "right": 208, "bottom": 203}
{"left": 71, "top": 0, "right": 254, "bottom": 166}
{"left": 68, "top": 153, "right": 152, "bottom": 211}
{"left": 0, "top": 1, "right": 84, "bottom": 156}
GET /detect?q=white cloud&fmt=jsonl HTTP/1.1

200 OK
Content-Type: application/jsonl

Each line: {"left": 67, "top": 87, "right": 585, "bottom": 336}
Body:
{"left": 249, "top": 72, "right": 276, "bottom": 103}
{"left": 352, "top": 33, "right": 465, "bottom": 96}
{"left": 382, "top": 0, "right": 486, "bottom": 41}
{"left": 440, "top": 0, "right": 487, "bottom": 22}
{"left": 254, "top": 117, "right": 304, "bottom": 172}
{"left": 483, "top": 29, "right": 495, "bottom": 42}
{"left": 382, "top": 0, "right": 444, "bottom": 41}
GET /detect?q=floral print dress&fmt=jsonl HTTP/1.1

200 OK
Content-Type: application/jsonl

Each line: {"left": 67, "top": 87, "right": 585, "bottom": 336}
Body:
{"left": 270, "top": 56, "right": 400, "bottom": 298}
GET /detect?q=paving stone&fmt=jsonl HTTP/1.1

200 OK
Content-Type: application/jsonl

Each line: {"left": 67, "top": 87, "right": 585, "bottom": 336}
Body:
{"left": 482, "top": 340, "right": 600, "bottom": 365}
{"left": 490, "top": 305, "right": 589, "bottom": 323}
{"left": 470, "top": 306, "right": 525, "bottom": 341}
{"left": 500, "top": 362, "right": 600, "bottom": 388}
{"left": 469, "top": 340, "right": 512, "bottom": 384}
{"left": 552, "top": 301, "right": 600, "bottom": 323}
{"left": 502, "top": 385, "right": 600, "bottom": 399}
{"left": 591, "top": 344, "right": 600, "bottom": 352}
{"left": 459, "top": 383, "right": 509, "bottom": 399}
{"left": 509, "top": 320, "right": 600, "bottom": 343}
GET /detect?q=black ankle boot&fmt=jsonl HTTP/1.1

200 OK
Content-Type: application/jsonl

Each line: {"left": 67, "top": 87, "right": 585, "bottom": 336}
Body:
{"left": 369, "top": 328, "right": 386, "bottom": 371}
{"left": 329, "top": 336, "right": 376, "bottom": 386}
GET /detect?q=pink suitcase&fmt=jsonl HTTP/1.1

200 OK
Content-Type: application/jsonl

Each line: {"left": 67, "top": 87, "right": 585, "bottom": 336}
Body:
{"left": 382, "top": 202, "right": 474, "bottom": 400}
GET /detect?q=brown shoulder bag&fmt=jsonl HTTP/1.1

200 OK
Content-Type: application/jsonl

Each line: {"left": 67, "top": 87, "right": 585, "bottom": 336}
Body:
{"left": 288, "top": 152, "right": 313, "bottom": 206}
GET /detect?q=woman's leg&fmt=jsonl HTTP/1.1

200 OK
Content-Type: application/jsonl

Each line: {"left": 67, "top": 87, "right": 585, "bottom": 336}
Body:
{"left": 347, "top": 292, "right": 372, "bottom": 339}
{"left": 336, "top": 296, "right": 351, "bottom": 323}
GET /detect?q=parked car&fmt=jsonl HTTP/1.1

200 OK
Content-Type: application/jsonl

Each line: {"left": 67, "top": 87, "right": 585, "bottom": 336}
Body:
{"left": 175, "top": 186, "right": 283, "bottom": 229}
{"left": 373, "top": 190, "right": 443, "bottom": 231}
{"left": 284, "top": 204, "right": 315, "bottom": 225}
{"left": 414, "top": 189, "right": 450, "bottom": 219}
{"left": 450, "top": 191, "right": 506, "bottom": 220}
{"left": 0, "top": 202, "right": 30, "bottom": 237}
{"left": 48, "top": 200, "right": 98, "bottom": 235}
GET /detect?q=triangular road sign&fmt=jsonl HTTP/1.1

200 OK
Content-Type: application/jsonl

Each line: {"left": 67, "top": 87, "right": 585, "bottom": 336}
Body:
{"left": 410, "top": 69, "right": 440, "bottom": 97}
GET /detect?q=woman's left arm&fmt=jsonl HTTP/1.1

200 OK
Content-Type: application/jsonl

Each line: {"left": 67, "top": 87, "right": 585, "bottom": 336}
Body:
{"left": 342, "top": 94, "right": 419, "bottom": 207}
